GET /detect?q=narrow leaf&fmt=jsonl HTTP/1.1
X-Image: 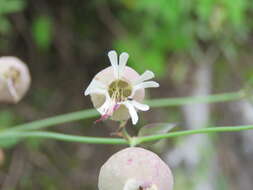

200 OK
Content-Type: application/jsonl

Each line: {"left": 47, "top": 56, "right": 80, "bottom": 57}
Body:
{"left": 138, "top": 123, "right": 177, "bottom": 137}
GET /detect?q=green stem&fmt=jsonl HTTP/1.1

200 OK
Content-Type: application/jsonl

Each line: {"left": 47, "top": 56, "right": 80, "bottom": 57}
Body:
{"left": 136, "top": 125, "right": 253, "bottom": 145}
{"left": 1, "top": 125, "right": 253, "bottom": 146}
{"left": 121, "top": 127, "right": 131, "bottom": 141}
{"left": 0, "top": 131, "right": 127, "bottom": 145}
{"left": 119, "top": 121, "right": 131, "bottom": 140}
{"left": 145, "top": 91, "right": 244, "bottom": 108}
{"left": 9, "top": 109, "right": 98, "bottom": 131}
{"left": 8, "top": 91, "right": 245, "bottom": 132}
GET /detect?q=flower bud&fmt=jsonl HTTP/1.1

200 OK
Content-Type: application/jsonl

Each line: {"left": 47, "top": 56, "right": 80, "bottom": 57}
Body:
{"left": 98, "top": 147, "right": 173, "bottom": 190}
{"left": 0, "top": 56, "right": 31, "bottom": 103}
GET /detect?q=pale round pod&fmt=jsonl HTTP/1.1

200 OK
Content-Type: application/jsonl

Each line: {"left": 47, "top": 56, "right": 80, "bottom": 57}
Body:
{"left": 0, "top": 56, "right": 31, "bottom": 103}
{"left": 90, "top": 66, "right": 145, "bottom": 121}
{"left": 98, "top": 147, "right": 173, "bottom": 190}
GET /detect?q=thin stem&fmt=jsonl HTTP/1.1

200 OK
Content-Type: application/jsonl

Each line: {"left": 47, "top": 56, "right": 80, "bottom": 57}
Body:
{"left": 121, "top": 127, "right": 131, "bottom": 141}
{"left": 0, "top": 131, "right": 127, "bottom": 145}
{"left": 136, "top": 125, "right": 253, "bottom": 145}
{"left": 8, "top": 91, "right": 245, "bottom": 132}
{"left": 9, "top": 109, "right": 98, "bottom": 131}
{"left": 0, "top": 125, "right": 253, "bottom": 146}
{"left": 118, "top": 121, "right": 135, "bottom": 145}
{"left": 119, "top": 121, "right": 131, "bottom": 140}
{"left": 145, "top": 91, "right": 244, "bottom": 108}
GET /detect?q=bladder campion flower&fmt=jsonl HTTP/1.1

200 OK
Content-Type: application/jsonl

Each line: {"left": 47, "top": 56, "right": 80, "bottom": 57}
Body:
{"left": 98, "top": 147, "right": 174, "bottom": 190}
{"left": 84, "top": 50, "right": 159, "bottom": 124}
{"left": 0, "top": 56, "right": 31, "bottom": 103}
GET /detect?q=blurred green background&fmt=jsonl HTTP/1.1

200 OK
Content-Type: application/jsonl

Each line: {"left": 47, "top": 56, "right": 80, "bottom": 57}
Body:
{"left": 1, "top": 0, "right": 253, "bottom": 189}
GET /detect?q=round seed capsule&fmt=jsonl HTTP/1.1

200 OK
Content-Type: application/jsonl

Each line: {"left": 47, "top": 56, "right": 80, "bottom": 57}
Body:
{"left": 98, "top": 147, "right": 173, "bottom": 190}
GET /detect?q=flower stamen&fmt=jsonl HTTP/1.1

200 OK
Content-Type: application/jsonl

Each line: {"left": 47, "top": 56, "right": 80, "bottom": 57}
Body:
{"left": 108, "top": 80, "right": 132, "bottom": 102}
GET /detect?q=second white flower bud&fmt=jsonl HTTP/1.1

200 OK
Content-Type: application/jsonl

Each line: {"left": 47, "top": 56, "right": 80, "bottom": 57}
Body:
{"left": 0, "top": 56, "right": 31, "bottom": 103}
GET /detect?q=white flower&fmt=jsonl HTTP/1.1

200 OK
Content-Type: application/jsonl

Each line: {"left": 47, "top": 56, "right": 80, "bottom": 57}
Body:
{"left": 84, "top": 50, "right": 159, "bottom": 125}
{"left": 0, "top": 56, "right": 31, "bottom": 103}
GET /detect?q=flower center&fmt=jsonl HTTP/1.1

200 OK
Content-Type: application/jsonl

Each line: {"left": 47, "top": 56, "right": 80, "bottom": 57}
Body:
{"left": 108, "top": 80, "right": 132, "bottom": 102}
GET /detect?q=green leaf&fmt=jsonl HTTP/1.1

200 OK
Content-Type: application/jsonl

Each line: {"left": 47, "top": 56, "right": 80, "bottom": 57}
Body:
{"left": 0, "top": 0, "right": 25, "bottom": 15}
{"left": 196, "top": 0, "right": 214, "bottom": 22}
{"left": 32, "top": 15, "right": 53, "bottom": 50}
{"left": 141, "top": 50, "right": 166, "bottom": 77}
{"left": 115, "top": 38, "right": 167, "bottom": 77}
{"left": 138, "top": 122, "right": 177, "bottom": 137}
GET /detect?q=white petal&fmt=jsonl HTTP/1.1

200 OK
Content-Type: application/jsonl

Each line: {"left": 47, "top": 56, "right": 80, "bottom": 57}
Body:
{"left": 97, "top": 95, "right": 112, "bottom": 115}
{"left": 133, "top": 81, "right": 159, "bottom": 91}
{"left": 118, "top": 52, "right": 129, "bottom": 77}
{"left": 123, "top": 101, "right": 138, "bottom": 125}
{"left": 86, "top": 88, "right": 107, "bottom": 95}
{"left": 84, "top": 80, "right": 106, "bottom": 96}
{"left": 134, "top": 70, "right": 155, "bottom": 84}
{"left": 131, "top": 100, "right": 150, "bottom": 111}
{"left": 108, "top": 50, "right": 118, "bottom": 78}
